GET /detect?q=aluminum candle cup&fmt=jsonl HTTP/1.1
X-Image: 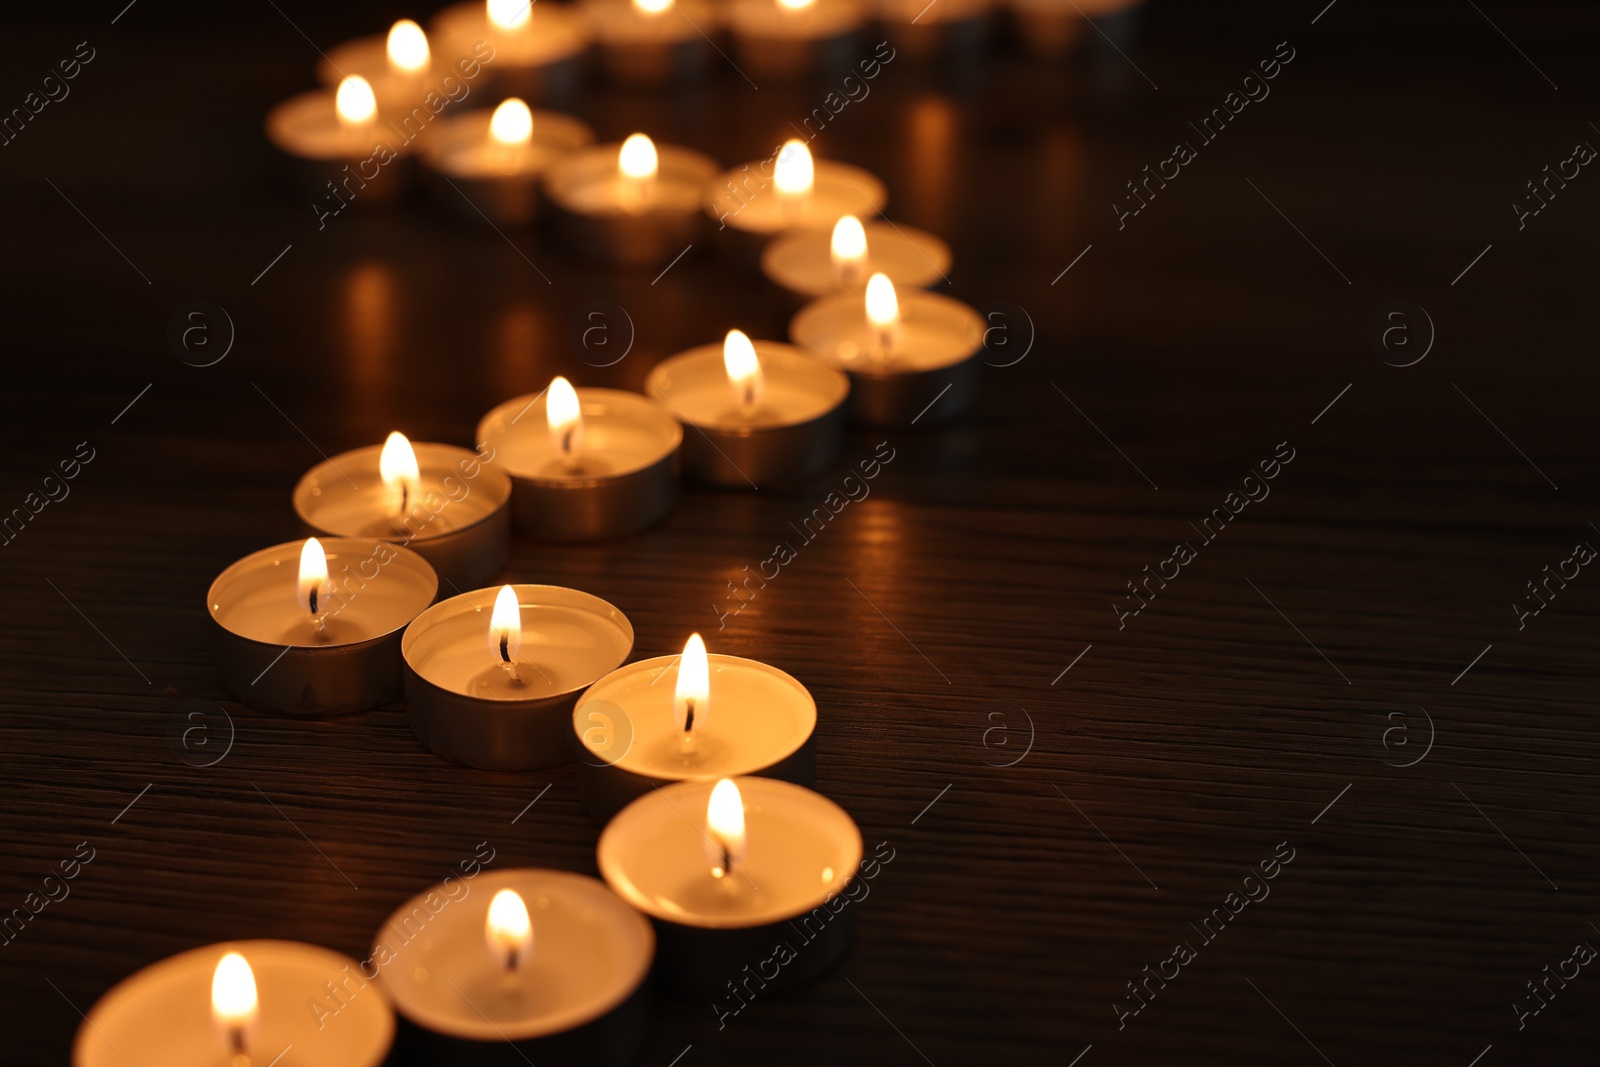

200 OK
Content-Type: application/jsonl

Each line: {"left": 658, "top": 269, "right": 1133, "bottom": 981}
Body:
{"left": 403, "top": 585, "right": 633, "bottom": 770}
{"left": 761, "top": 219, "right": 951, "bottom": 301}
{"left": 574, "top": 651, "right": 818, "bottom": 821}
{"left": 430, "top": 1, "right": 591, "bottom": 103}
{"left": 208, "top": 538, "right": 437, "bottom": 717}
{"left": 544, "top": 137, "right": 720, "bottom": 267}
{"left": 73, "top": 940, "right": 393, "bottom": 1067}
{"left": 790, "top": 282, "right": 984, "bottom": 426}
{"left": 585, "top": 0, "right": 717, "bottom": 87}
{"left": 476, "top": 385, "right": 682, "bottom": 541}
{"left": 419, "top": 101, "right": 595, "bottom": 226}
{"left": 293, "top": 438, "right": 512, "bottom": 592}
{"left": 645, "top": 337, "right": 848, "bottom": 487}
{"left": 264, "top": 81, "right": 414, "bottom": 205}
{"left": 597, "top": 778, "right": 862, "bottom": 996}
{"left": 704, "top": 146, "right": 886, "bottom": 271}
{"left": 726, "top": 0, "right": 865, "bottom": 81}
{"left": 373, "top": 869, "right": 653, "bottom": 1067}
{"left": 870, "top": 0, "right": 990, "bottom": 62}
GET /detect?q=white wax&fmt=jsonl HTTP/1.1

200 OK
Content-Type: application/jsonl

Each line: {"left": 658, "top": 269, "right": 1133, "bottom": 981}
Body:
{"left": 584, "top": 0, "right": 710, "bottom": 45}
{"left": 374, "top": 869, "right": 653, "bottom": 1041}
{"left": 404, "top": 584, "right": 632, "bottom": 700}
{"left": 294, "top": 442, "right": 510, "bottom": 541}
{"left": 727, "top": 0, "right": 863, "bottom": 40}
{"left": 598, "top": 778, "right": 862, "bottom": 928}
{"left": 476, "top": 387, "right": 681, "bottom": 481}
{"left": 73, "top": 940, "right": 392, "bottom": 1067}
{"left": 545, "top": 142, "right": 717, "bottom": 216}
{"left": 646, "top": 342, "right": 848, "bottom": 430}
{"left": 430, "top": 2, "right": 592, "bottom": 68}
{"left": 265, "top": 90, "right": 401, "bottom": 162}
{"left": 790, "top": 287, "right": 985, "bottom": 373}
{"left": 707, "top": 160, "right": 886, "bottom": 235}
{"left": 576, "top": 653, "right": 816, "bottom": 779}
{"left": 209, "top": 538, "right": 436, "bottom": 647}
{"left": 422, "top": 108, "right": 595, "bottom": 179}
{"left": 762, "top": 221, "right": 951, "bottom": 298}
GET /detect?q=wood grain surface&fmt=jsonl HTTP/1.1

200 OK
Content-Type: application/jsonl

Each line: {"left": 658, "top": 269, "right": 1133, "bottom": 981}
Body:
{"left": 2, "top": 2, "right": 1598, "bottom": 1063}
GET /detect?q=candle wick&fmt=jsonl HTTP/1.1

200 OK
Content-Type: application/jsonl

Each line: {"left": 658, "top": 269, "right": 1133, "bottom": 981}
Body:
{"left": 228, "top": 1024, "right": 250, "bottom": 1066}
{"left": 398, "top": 481, "right": 409, "bottom": 517}
{"left": 683, "top": 699, "right": 695, "bottom": 734}
{"left": 499, "top": 633, "right": 511, "bottom": 663}
{"left": 505, "top": 946, "right": 519, "bottom": 972}
{"left": 719, "top": 845, "right": 731, "bottom": 878}
{"left": 308, "top": 587, "right": 318, "bottom": 616}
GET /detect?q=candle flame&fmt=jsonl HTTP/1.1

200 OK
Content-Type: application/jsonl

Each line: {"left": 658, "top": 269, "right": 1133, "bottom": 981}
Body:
{"left": 546, "top": 376, "right": 584, "bottom": 469}
{"left": 634, "top": 0, "right": 674, "bottom": 13}
{"left": 865, "top": 272, "right": 900, "bottom": 354}
{"left": 831, "top": 215, "right": 867, "bottom": 284}
{"left": 706, "top": 778, "right": 747, "bottom": 878}
{"left": 773, "top": 139, "right": 814, "bottom": 197}
{"left": 489, "top": 98, "right": 534, "bottom": 145}
{"left": 211, "top": 952, "right": 258, "bottom": 1042}
{"left": 485, "top": 888, "right": 534, "bottom": 972}
{"left": 386, "top": 20, "right": 430, "bottom": 73}
{"left": 674, "top": 632, "right": 710, "bottom": 733}
{"left": 379, "top": 431, "right": 420, "bottom": 516}
{"left": 722, "top": 330, "right": 765, "bottom": 409}
{"left": 778, "top": 0, "right": 816, "bottom": 10}
{"left": 618, "top": 133, "right": 659, "bottom": 181}
{"left": 298, "top": 538, "right": 329, "bottom": 617}
{"left": 489, "top": 584, "right": 522, "bottom": 664}
{"left": 488, "top": 0, "right": 533, "bottom": 30}
{"left": 335, "top": 75, "right": 378, "bottom": 126}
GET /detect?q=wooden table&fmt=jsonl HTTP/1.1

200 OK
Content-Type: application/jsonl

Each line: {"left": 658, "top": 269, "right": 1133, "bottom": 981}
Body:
{"left": 3, "top": 2, "right": 1596, "bottom": 1062}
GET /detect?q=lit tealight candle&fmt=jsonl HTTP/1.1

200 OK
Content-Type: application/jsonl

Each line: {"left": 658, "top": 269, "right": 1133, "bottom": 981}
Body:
{"left": 266, "top": 73, "right": 412, "bottom": 203}
{"left": 477, "top": 379, "right": 681, "bottom": 540}
{"left": 704, "top": 140, "right": 885, "bottom": 269}
{"left": 544, "top": 132, "right": 719, "bottom": 265}
{"left": 726, "top": 0, "right": 864, "bottom": 80}
{"left": 790, "top": 271, "right": 986, "bottom": 426}
{"left": 73, "top": 941, "right": 393, "bottom": 1067}
{"left": 597, "top": 777, "right": 863, "bottom": 995}
{"left": 388, "top": 19, "right": 431, "bottom": 73}
{"left": 585, "top": 0, "right": 714, "bottom": 87}
{"left": 430, "top": 0, "right": 591, "bottom": 104}
{"left": 403, "top": 583, "right": 633, "bottom": 768}
{"left": 293, "top": 431, "right": 512, "bottom": 590}
{"left": 761, "top": 212, "right": 952, "bottom": 299}
{"left": 645, "top": 329, "right": 849, "bottom": 486}
{"left": 419, "top": 96, "right": 595, "bottom": 226}
{"left": 315, "top": 19, "right": 445, "bottom": 111}
{"left": 373, "top": 869, "right": 653, "bottom": 1062}
{"left": 574, "top": 631, "right": 818, "bottom": 820}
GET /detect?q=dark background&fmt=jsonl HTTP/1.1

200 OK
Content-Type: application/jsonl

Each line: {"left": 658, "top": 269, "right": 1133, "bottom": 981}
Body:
{"left": 3, "top": 0, "right": 1598, "bottom": 1063}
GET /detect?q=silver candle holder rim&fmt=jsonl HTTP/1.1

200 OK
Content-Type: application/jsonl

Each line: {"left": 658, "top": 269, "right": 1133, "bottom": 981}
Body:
{"left": 291, "top": 442, "right": 514, "bottom": 545}
{"left": 789, "top": 286, "right": 986, "bottom": 377}
{"left": 645, "top": 341, "right": 850, "bottom": 433}
{"left": 543, "top": 140, "right": 722, "bottom": 217}
{"left": 475, "top": 387, "right": 684, "bottom": 482}
{"left": 418, "top": 106, "right": 597, "bottom": 178}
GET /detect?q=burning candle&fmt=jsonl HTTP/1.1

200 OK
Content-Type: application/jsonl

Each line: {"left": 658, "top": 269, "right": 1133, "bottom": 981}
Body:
{"left": 705, "top": 140, "right": 886, "bottom": 269}
{"left": 431, "top": 0, "right": 591, "bottom": 103}
{"left": 597, "top": 777, "right": 862, "bottom": 995}
{"left": 790, "top": 271, "right": 985, "bottom": 426}
{"left": 476, "top": 377, "right": 682, "bottom": 540}
{"left": 726, "top": 0, "right": 865, "bottom": 81}
{"left": 293, "top": 431, "right": 512, "bottom": 591}
{"left": 419, "top": 96, "right": 596, "bottom": 226}
{"left": 318, "top": 19, "right": 439, "bottom": 108}
{"left": 73, "top": 941, "right": 393, "bottom": 1067}
{"left": 265, "top": 73, "right": 413, "bottom": 205}
{"left": 644, "top": 328, "right": 849, "bottom": 486}
{"left": 575, "top": 632, "right": 818, "bottom": 821}
{"left": 761, "top": 212, "right": 953, "bottom": 300}
{"left": 403, "top": 583, "right": 633, "bottom": 769}
{"left": 544, "top": 132, "right": 719, "bottom": 266}
{"left": 372, "top": 869, "right": 653, "bottom": 1063}
{"left": 585, "top": 0, "right": 715, "bottom": 87}
{"left": 208, "top": 537, "right": 437, "bottom": 716}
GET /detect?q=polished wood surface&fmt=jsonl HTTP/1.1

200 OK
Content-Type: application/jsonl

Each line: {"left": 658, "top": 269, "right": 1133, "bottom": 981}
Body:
{"left": 3, "top": 2, "right": 1598, "bottom": 1063}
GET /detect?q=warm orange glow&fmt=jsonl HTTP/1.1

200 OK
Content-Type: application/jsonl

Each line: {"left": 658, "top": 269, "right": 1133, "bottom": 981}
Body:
{"left": 386, "top": 20, "right": 430, "bottom": 73}
{"left": 485, "top": 888, "right": 534, "bottom": 971}
{"left": 546, "top": 376, "right": 584, "bottom": 469}
{"left": 674, "top": 633, "right": 710, "bottom": 733}
{"left": 634, "top": 0, "right": 674, "bottom": 13}
{"left": 865, "top": 272, "right": 900, "bottom": 353}
{"left": 379, "top": 431, "right": 420, "bottom": 516}
{"left": 298, "top": 538, "right": 329, "bottom": 617}
{"left": 778, "top": 0, "right": 816, "bottom": 10}
{"left": 722, "top": 330, "right": 765, "bottom": 409}
{"left": 774, "top": 140, "right": 814, "bottom": 198}
{"left": 488, "top": 585, "right": 523, "bottom": 666}
{"left": 488, "top": 0, "right": 532, "bottom": 30}
{"left": 211, "top": 952, "right": 258, "bottom": 1052}
{"left": 706, "top": 778, "right": 747, "bottom": 878}
{"left": 831, "top": 215, "right": 867, "bottom": 285}
{"left": 489, "top": 98, "right": 533, "bottom": 145}
{"left": 335, "top": 75, "right": 377, "bottom": 126}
